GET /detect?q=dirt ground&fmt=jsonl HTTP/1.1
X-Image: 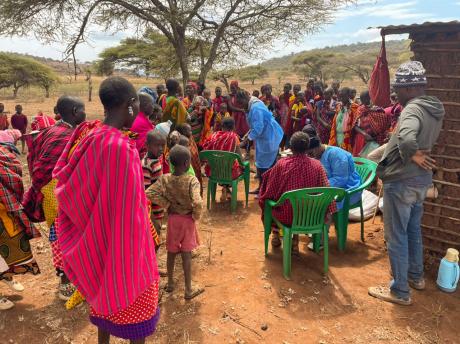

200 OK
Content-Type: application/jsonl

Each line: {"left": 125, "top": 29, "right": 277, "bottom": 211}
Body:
{"left": 0, "top": 92, "right": 459, "bottom": 343}
{"left": 1, "top": 153, "right": 459, "bottom": 344}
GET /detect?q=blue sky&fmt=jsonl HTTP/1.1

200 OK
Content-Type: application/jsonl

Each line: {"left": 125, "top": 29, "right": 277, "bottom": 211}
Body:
{"left": 0, "top": 0, "right": 457, "bottom": 62}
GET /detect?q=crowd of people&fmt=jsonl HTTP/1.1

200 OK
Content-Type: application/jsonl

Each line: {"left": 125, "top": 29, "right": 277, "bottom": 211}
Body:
{"left": 0, "top": 60, "right": 444, "bottom": 343}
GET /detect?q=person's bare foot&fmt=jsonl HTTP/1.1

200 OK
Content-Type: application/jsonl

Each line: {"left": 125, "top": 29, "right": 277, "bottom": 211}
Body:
{"left": 164, "top": 283, "right": 174, "bottom": 293}
{"left": 184, "top": 286, "right": 204, "bottom": 300}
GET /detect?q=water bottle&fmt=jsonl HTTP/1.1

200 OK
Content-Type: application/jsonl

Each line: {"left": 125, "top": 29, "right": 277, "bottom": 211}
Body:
{"left": 436, "top": 248, "right": 459, "bottom": 293}
{"left": 154, "top": 120, "right": 172, "bottom": 137}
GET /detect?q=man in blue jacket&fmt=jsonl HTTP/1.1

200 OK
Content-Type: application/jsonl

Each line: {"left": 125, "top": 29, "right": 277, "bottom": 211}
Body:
{"left": 237, "top": 90, "right": 283, "bottom": 194}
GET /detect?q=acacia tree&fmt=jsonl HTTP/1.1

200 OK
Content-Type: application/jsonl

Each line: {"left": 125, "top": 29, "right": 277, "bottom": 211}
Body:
{"left": 0, "top": 0, "right": 350, "bottom": 86}
{"left": 292, "top": 52, "right": 336, "bottom": 82}
{"left": 210, "top": 69, "right": 237, "bottom": 93}
{"left": 239, "top": 65, "right": 269, "bottom": 85}
{"left": 0, "top": 52, "right": 57, "bottom": 98}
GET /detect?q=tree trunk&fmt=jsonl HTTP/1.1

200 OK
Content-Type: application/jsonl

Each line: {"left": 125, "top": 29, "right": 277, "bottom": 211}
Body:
{"left": 45, "top": 87, "right": 50, "bottom": 98}
{"left": 222, "top": 79, "right": 230, "bottom": 93}
{"left": 251, "top": 79, "right": 255, "bottom": 85}
{"left": 13, "top": 85, "right": 18, "bottom": 98}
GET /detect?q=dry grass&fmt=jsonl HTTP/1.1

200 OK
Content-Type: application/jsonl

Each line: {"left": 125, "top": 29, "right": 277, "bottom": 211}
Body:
{"left": 0, "top": 71, "right": 366, "bottom": 121}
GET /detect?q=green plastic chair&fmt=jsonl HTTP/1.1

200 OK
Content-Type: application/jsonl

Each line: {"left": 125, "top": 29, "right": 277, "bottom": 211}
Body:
{"left": 199, "top": 150, "right": 250, "bottom": 213}
{"left": 263, "top": 187, "right": 346, "bottom": 280}
{"left": 334, "top": 157, "right": 378, "bottom": 251}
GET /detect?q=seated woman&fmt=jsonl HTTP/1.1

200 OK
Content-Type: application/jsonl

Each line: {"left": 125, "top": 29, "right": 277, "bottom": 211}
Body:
{"left": 303, "top": 124, "right": 361, "bottom": 208}
{"left": 202, "top": 117, "right": 242, "bottom": 201}
{"left": 259, "top": 132, "right": 333, "bottom": 254}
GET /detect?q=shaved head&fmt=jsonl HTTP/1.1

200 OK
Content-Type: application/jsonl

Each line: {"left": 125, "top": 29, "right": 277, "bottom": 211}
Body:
{"left": 56, "top": 95, "right": 86, "bottom": 126}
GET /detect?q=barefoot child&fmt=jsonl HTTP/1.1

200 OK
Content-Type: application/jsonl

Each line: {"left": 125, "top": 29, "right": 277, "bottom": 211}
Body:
{"left": 143, "top": 131, "right": 167, "bottom": 250}
{"left": 147, "top": 145, "right": 204, "bottom": 300}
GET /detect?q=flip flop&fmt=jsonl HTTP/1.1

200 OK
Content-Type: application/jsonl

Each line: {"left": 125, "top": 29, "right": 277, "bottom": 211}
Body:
{"left": 184, "top": 287, "right": 204, "bottom": 300}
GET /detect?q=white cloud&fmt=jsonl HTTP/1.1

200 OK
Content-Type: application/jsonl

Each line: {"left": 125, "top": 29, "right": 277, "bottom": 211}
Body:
{"left": 336, "top": 1, "right": 431, "bottom": 21}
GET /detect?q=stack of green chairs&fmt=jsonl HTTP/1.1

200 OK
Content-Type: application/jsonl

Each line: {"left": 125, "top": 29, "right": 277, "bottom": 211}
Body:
{"left": 263, "top": 187, "right": 346, "bottom": 280}
{"left": 199, "top": 150, "right": 250, "bottom": 213}
{"left": 334, "top": 157, "right": 378, "bottom": 251}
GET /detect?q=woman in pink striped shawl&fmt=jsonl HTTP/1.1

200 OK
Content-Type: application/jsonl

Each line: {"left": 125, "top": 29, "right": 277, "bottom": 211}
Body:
{"left": 53, "top": 77, "right": 160, "bottom": 344}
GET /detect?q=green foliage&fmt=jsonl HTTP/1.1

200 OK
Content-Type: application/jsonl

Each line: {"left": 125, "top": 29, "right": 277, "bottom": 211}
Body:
{"left": 264, "top": 40, "right": 412, "bottom": 85}
{"left": 93, "top": 59, "right": 114, "bottom": 77}
{"left": 97, "top": 31, "right": 180, "bottom": 78}
{"left": 0, "top": 52, "right": 58, "bottom": 98}
{"left": 238, "top": 65, "right": 269, "bottom": 85}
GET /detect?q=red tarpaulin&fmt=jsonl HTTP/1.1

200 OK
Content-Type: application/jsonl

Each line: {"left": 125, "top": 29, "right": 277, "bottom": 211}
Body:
{"left": 369, "top": 36, "right": 391, "bottom": 108}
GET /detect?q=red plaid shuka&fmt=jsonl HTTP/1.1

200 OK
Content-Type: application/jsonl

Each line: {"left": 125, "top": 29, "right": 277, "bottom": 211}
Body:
{"left": 0, "top": 144, "right": 39, "bottom": 238}
{"left": 259, "top": 155, "right": 335, "bottom": 226}
{"left": 31, "top": 113, "right": 56, "bottom": 131}
{"left": 352, "top": 105, "right": 392, "bottom": 156}
{"left": 202, "top": 131, "right": 242, "bottom": 179}
{"left": 0, "top": 113, "right": 9, "bottom": 130}
{"left": 23, "top": 121, "right": 74, "bottom": 222}
{"left": 313, "top": 99, "right": 336, "bottom": 144}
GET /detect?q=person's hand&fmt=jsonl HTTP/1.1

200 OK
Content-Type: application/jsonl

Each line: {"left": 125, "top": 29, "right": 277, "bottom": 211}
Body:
{"left": 411, "top": 150, "right": 436, "bottom": 170}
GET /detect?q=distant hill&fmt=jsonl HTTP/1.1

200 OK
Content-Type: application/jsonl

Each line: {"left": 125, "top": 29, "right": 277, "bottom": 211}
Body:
{"left": 261, "top": 39, "right": 411, "bottom": 71}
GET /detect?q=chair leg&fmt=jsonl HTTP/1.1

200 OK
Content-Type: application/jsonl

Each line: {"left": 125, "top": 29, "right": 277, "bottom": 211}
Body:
{"left": 313, "top": 232, "right": 321, "bottom": 253}
{"left": 244, "top": 173, "right": 249, "bottom": 207}
{"left": 231, "top": 181, "right": 238, "bottom": 213}
{"left": 360, "top": 203, "right": 365, "bottom": 242}
{"left": 210, "top": 182, "right": 217, "bottom": 204}
{"left": 263, "top": 207, "right": 273, "bottom": 256}
{"left": 206, "top": 181, "right": 211, "bottom": 210}
{"left": 335, "top": 210, "right": 348, "bottom": 252}
{"left": 283, "top": 228, "right": 292, "bottom": 280}
{"left": 323, "top": 226, "right": 329, "bottom": 274}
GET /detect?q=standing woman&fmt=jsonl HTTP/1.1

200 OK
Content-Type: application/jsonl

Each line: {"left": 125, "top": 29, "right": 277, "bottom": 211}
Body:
{"left": 314, "top": 88, "right": 337, "bottom": 144}
{"left": 0, "top": 137, "right": 40, "bottom": 310}
{"left": 237, "top": 90, "right": 283, "bottom": 194}
{"left": 161, "top": 79, "right": 188, "bottom": 130}
{"left": 227, "top": 81, "right": 250, "bottom": 141}
{"left": 53, "top": 77, "right": 160, "bottom": 344}
{"left": 329, "top": 87, "right": 359, "bottom": 153}
{"left": 353, "top": 90, "right": 392, "bottom": 158}
{"left": 183, "top": 82, "right": 198, "bottom": 110}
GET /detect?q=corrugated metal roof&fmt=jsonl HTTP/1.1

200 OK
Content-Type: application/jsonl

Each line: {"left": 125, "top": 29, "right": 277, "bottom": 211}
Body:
{"left": 375, "top": 21, "right": 460, "bottom": 35}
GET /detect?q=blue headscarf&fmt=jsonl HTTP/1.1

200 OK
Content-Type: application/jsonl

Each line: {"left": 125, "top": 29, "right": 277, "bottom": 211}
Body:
{"left": 138, "top": 86, "right": 158, "bottom": 103}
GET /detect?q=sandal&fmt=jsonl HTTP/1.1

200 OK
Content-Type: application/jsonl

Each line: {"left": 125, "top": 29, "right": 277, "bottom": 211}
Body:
{"left": 0, "top": 297, "right": 14, "bottom": 310}
{"left": 368, "top": 285, "right": 412, "bottom": 306}
{"left": 184, "top": 286, "right": 204, "bottom": 300}
{"left": 65, "top": 289, "right": 85, "bottom": 310}
{"left": 2, "top": 278, "right": 24, "bottom": 292}
{"left": 58, "top": 283, "right": 76, "bottom": 301}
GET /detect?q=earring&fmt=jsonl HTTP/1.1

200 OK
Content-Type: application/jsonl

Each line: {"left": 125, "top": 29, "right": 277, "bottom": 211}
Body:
{"left": 128, "top": 106, "right": 134, "bottom": 116}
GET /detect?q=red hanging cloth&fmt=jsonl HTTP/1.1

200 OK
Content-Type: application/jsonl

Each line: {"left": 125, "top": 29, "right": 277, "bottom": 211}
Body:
{"left": 369, "top": 35, "right": 391, "bottom": 108}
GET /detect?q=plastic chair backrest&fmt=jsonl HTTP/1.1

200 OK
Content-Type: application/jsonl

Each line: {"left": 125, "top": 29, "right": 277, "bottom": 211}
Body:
{"left": 277, "top": 187, "right": 346, "bottom": 231}
{"left": 353, "top": 157, "right": 377, "bottom": 189}
{"left": 199, "top": 150, "right": 242, "bottom": 182}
